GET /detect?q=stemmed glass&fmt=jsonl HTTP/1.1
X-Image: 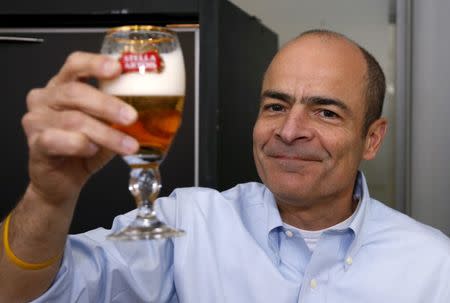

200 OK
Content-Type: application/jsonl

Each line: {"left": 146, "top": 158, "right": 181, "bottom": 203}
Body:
{"left": 100, "top": 25, "right": 186, "bottom": 240}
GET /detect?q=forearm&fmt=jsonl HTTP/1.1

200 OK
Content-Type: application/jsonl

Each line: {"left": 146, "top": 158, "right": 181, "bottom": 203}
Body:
{"left": 0, "top": 185, "right": 77, "bottom": 302}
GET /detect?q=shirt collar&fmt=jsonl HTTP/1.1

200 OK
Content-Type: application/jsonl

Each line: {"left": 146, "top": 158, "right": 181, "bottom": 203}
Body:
{"left": 258, "top": 187, "right": 283, "bottom": 264}
{"left": 346, "top": 171, "right": 371, "bottom": 259}
{"left": 264, "top": 188, "right": 284, "bottom": 234}
{"left": 261, "top": 171, "right": 371, "bottom": 262}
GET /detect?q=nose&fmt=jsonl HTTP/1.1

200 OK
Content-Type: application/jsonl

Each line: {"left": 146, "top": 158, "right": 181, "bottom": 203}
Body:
{"left": 276, "top": 105, "right": 314, "bottom": 144}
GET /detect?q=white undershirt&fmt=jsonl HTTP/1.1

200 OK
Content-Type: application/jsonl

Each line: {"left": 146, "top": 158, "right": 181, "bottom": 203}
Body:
{"left": 282, "top": 205, "right": 358, "bottom": 252}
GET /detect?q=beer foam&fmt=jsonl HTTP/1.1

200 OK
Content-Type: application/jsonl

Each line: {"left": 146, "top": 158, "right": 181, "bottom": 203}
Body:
{"left": 100, "top": 48, "right": 185, "bottom": 96}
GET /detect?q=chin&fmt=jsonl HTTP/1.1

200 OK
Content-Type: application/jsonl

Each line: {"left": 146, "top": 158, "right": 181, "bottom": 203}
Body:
{"left": 270, "top": 185, "right": 313, "bottom": 207}
{"left": 263, "top": 173, "right": 316, "bottom": 203}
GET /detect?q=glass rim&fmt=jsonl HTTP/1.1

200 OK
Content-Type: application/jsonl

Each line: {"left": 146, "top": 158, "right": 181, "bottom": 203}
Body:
{"left": 105, "top": 25, "right": 177, "bottom": 44}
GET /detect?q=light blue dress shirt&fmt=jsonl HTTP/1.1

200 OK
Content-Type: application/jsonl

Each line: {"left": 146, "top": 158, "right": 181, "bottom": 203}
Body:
{"left": 34, "top": 173, "right": 450, "bottom": 303}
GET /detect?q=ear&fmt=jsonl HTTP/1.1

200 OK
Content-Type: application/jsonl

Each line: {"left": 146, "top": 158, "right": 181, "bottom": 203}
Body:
{"left": 362, "top": 118, "right": 387, "bottom": 160}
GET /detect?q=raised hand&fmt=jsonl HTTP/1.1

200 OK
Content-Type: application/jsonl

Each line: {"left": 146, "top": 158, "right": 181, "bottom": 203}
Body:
{"left": 22, "top": 51, "right": 139, "bottom": 206}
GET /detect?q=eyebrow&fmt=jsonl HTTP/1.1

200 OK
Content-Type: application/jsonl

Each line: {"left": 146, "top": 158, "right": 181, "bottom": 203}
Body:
{"left": 261, "top": 89, "right": 351, "bottom": 114}
{"left": 261, "top": 90, "right": 294, "bottom": 103}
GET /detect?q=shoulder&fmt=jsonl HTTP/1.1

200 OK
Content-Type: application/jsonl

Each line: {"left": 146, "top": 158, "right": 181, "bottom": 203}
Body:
{"left": 154, "top": 182, "right": 268, "bottom": 224}
{"left": 365, "top": 198, "right": 450, "bottom": 256}
{"left": 160, "top": 182, "right": 267, "bottom": 205}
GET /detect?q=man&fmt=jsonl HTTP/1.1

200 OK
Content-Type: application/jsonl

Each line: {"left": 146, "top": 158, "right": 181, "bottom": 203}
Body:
{"left": 0, "top": 29, "right": 449, "bottom": 302}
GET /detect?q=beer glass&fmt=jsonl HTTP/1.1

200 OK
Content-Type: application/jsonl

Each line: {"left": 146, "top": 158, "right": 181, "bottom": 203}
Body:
{"left": 100, "top": 25, "right": 185, "bottom": 240}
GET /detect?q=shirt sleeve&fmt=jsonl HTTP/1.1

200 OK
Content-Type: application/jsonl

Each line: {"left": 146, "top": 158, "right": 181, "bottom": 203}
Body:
{"left": 31, "top": 204, "right": 177, "bottom": 303}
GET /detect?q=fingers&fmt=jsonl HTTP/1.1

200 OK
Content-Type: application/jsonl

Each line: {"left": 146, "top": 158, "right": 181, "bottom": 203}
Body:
{"left": 22, "top": 110, "right": 139, "bottom": 156}
{"left": 47, "top": 51, "right": 121, "bottom": 87}
{"left": 26, "top": 82, "right": 136, "bottom": 126}
{"left": 35, "top": 128, "right": 100, "bottom": 157}
{"left": 23, "top": 51, "right": 139, "bottom": 160}
{"left": 27, "top": 51, "right": 136, "bottom": 127}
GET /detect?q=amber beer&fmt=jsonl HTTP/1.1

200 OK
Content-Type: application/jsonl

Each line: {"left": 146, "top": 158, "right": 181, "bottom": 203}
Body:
{"left": 101, "top": 46, "right": 186, "bottom": 163}
{"left": 114, "top": 95, "right": 184, "bottom": 161}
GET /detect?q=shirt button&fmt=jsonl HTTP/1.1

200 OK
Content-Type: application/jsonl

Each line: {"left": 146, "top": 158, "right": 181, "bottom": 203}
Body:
{"left": 285, "top": 230, "right": 294, "bottom": 238}
{"left": 346, "top": 256, "right": 353, "bottom": 265}
{"left": 310, "top": 278, "right": 318, "bottom": 289}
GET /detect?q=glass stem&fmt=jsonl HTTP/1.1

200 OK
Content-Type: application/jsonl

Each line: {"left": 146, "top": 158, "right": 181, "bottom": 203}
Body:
{"left": 128, "top": 163, "right": 161, "bottom": 221}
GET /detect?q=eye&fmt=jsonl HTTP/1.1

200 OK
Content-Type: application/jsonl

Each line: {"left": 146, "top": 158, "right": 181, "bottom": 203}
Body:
{"left": 263, "top": 103, "right": 285, "bottom": 112}
{"left": 318, "top": 109, "right": 339, "bottom": 119}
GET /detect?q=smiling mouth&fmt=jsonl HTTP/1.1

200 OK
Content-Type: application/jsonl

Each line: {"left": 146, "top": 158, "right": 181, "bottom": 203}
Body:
{"left": 266, "top": 155, "right": 320, "bottom": 173}
{"left": 270, "top": 155, "right": 322, "bottom": 162}
{"left": 262, "top": 143, "right": 327, "bottom": 163}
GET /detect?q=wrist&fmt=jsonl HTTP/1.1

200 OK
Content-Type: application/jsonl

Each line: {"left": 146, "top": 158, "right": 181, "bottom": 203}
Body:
{"left": 3, "top": 213, "right": 61, "bottom": 270}
{"left": 24, "top": 183, "right": 79, "bottom": 217}
{"left": 4, "top": 186, "right": 75, "bottom": 263}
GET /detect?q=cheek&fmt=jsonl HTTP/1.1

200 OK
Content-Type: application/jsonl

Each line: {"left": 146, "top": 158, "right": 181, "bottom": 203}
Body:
{"left": 252, "top": 119, "right": 270, "bottom": 148}
{"left": 314, "top": 127, "right": 352, "bottom": 161}
{"left": 326, "top": 130, "right": 364, "bottom": 168}
{"left": 252, "top": 119, "right": 273, "bottom": 179}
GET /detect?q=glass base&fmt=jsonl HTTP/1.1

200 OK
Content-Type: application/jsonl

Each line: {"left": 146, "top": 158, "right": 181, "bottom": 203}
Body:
{"left": 108, "top": 221, "right": 185, "bottom": 240}
{"left": 107, "top": 213, "right": 184, "bottom": 240}
{"left": 109, "top": 163, "right": 185, "bottom": 240}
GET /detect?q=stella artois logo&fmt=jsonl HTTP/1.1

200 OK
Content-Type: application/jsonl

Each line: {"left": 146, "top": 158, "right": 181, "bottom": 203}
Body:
{"left": 119, "top": 50, "right": 164, "bottom": 74}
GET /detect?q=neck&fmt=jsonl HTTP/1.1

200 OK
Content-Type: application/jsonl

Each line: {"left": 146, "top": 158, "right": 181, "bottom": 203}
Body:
{"left": 277, "top": 194, "right": 357, "bottom": 231}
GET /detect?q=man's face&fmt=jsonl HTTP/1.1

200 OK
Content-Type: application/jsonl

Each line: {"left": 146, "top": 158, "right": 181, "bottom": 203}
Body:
{"left": 253, "top": 35, "right": 383, "bottom": 207}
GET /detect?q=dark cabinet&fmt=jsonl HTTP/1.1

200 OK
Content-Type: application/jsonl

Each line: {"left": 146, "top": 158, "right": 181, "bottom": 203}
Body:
{"left": 0, "top": 0, "right": 277, "bottom": 233}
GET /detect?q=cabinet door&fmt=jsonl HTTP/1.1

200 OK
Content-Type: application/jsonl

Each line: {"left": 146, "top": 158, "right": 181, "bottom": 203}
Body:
{"left": 0, "top": 29, "right": 197, "bottom": 233}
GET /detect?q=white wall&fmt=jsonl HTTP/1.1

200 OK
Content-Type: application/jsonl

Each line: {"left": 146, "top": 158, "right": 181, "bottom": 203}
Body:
{"left": 410, "top": 0, "right": 450, "bottom": 235}
{"left": 230, "top": 0, "right": 392, "bottom": 47}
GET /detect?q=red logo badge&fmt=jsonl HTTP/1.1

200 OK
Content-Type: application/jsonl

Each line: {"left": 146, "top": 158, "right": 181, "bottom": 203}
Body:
{"left": 119, "top": 50, "right": 164, "bottom": 74}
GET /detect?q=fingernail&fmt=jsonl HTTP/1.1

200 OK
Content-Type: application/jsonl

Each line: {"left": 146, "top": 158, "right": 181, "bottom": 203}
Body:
{"left": 122, "top": 136, "right": 138, "bottom": 154}
{"left": 103, "top": 59, "right": 120, "bottom": 75}
{"left": 119, "top": 106, "right": 137, "bottom": 124}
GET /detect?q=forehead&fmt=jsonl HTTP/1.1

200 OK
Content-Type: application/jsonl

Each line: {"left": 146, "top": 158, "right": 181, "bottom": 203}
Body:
{"left": 263, "top": 35, "right": 367, "bottom": 103}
